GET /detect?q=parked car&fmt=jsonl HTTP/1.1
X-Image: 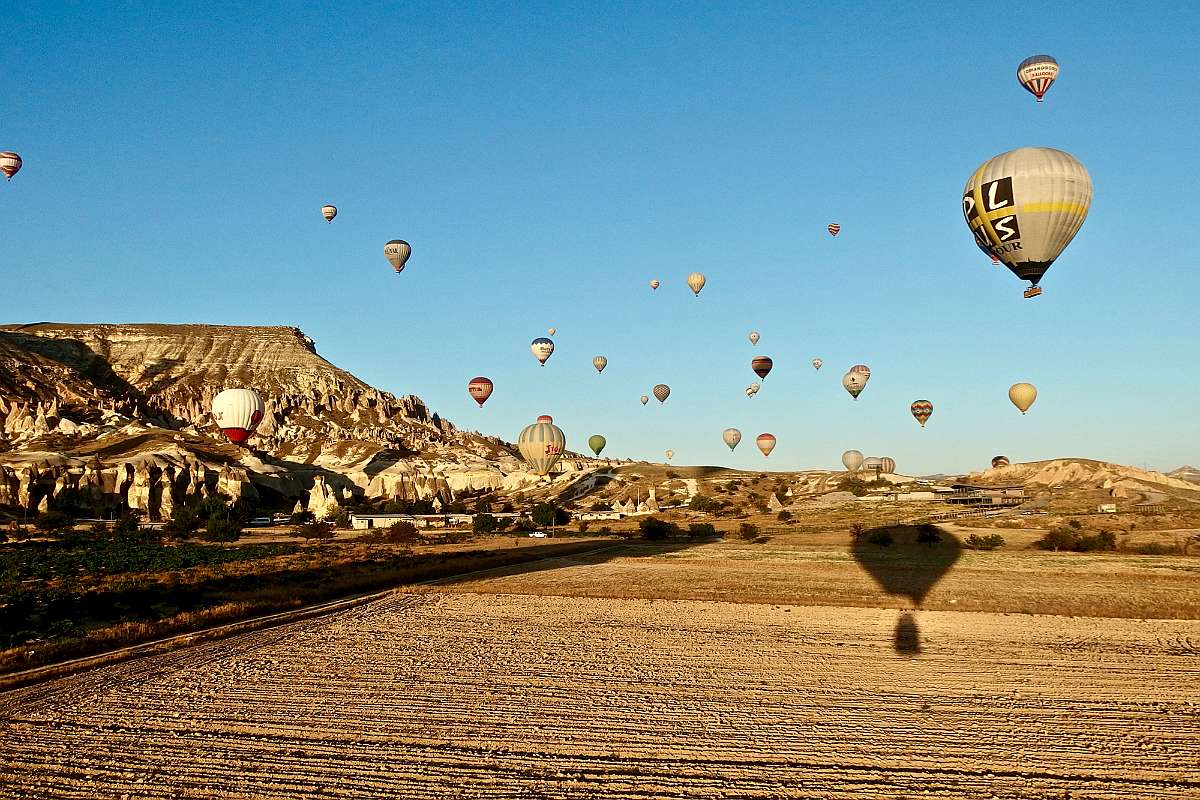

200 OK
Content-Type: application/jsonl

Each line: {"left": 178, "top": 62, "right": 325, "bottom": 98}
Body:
{"left": 528, "top": 531, "right": 549, "bottom": 538}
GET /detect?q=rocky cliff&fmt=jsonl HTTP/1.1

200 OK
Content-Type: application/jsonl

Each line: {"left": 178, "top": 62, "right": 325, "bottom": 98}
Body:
{"left": 0, "top": 323, "right": 598, "bottom": 520}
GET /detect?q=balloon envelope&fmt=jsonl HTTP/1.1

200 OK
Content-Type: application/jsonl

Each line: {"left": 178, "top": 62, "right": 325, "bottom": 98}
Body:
{"left": 992, "top": 455, "right": 1011, "bottom": 469}
{"left": 652, "top": 384, "right": 670, "bottom": 403}
{"left": 722, "top": 428, "right": 742, "bottom": 451}
{"left": 536, "top": 415, "right": 554, "bottom": 424}
{"left": 686, "top": 272, "right": 706, "bottom": 296}
{"left": 592, "top": 355, "right": 607, "bottom": 373}
{"left": 1017, "top": 54, "right": 1059, "bottom": 102}
{"left": 756, "top": 433, "right": 777, "bottom": 457}
{"left": 811, "top": 358, "right": 823, "bottom": 370}
{"left": 910, "top": 400, "right": 933, "bottom": 427}
{"left": 850, "top": 364, "right": 871, "bottom": 378}
{"left": 211, "top": 388, "right": 265, "bottom": 445}
{"left": 963, "top": 147, "right": 1091, "bottom": 293}
{"left": 547, "top": 327, "right": 556, "bottom": 335}
{"left": 842, "top": 450, "right": 864, "bottom": 471}
{"left": 843, "top": 371, "right": 867, "bottom": 399}
{"left": 748, "top": 331, "right": 760, "bottom": 346}
{"left": 0, "top": 152, "right": 21, "bottom": 181}
{"left": 384, "top": 239, "right": 412, "bottom": 273}
{"left": 879, "top": 457, "right": 896, "bottom": 474}
{"left": 530, "top": 337, "right": 555, "bottom": 365}
{"left": 321, "top": 204, "right": 337, "bottom": 222}
{"left": 665, "top": 450, "right": 674, "bottom": 461}
{"left": 649, "top": 279, "right": 660, "bottom": 290}
{"left": 467, "top": 376, "right": 493, "bottom": 407}
{"left": 588, "top": 435, "right": 606, "bottom": 456}
{"left": 518, "top": 420, "right": 566, "bottom": 476}
{"left": 1009, "top": 382, "right": 1037, "bottom": 414}
{"left": 639, "top": 395, "right": 649, "bottom": 405}
{"left": 827, "top": 223, "right": 840, "bottom": 237}
{"left": 751, "top": 356, "right": 773, "bottom": 379}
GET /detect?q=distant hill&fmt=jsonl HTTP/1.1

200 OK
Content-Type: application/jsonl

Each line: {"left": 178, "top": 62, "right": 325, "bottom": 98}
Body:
{"left": 1169, "top": 465, "right": 1200, "bottom": 485}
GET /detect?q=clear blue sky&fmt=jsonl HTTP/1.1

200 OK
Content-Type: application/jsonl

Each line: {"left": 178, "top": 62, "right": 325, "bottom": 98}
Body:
{"left": 3, "top": 1, "right": 1197, "bottom": 474}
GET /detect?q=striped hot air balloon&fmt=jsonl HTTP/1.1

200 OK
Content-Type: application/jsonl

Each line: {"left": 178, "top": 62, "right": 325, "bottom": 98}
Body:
{"left": 827, "top": 223, "right": 841, "bottom": 237}
{"left": 850, "top": 364, "right": 871, "bottom": 378}
{"left": 384, "top": 239, "right": 412, "bottom": 273}
{"left": 756, "top": 433, "right": 777, "bottom": 457}
{"left": 467, "top": 376, "right": 493, "bottom": 407}
{"left": 592, "top": 355, "right": 607, "bottom": 373}
{"left": 536, "top": 415, "right": 553, "bottom": 424}
{"left": 991, "top": 455, "right": 1011, "bottom": 469}
{"left": 0, "top": 152, "right": 21, "bottom": 181}
{"left": 686, "top": 272, "right": 706, "bottom": 296}
{"left": 910, "top": 400, "right": 933, "bottom": 427}
{"left": 321, "top": 204, "right": 337, "bottom": 223}
{"left": 530, "top": 337, "right": 555, "bottom": 365}
{"left": 653, "top": 384, "right": 671, "bottom": 403}
{"left": 879, "top": 457, "right": 896, "bottom": 474}
{"left": 751, "top": 356, "right": 773, "bottom": 380}
{"left": 841, "top": 450, "right": 864, "bottom": 471}
{"left": 1017, "top": 54, "right": 1059, "bottom": 102}
{"left": 211, "top": 388, "right": 265, "bottom": 446}
{"left": 517, "top": 417, "right": 566, "bottom": 477}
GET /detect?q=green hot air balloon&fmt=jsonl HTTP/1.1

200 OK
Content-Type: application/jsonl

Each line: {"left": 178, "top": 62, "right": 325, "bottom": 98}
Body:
{"left": 588, "top": 435, "right": 607, "bottom": 456}
{"left": 517, "top": 417, "right": 566, "bottom": 477}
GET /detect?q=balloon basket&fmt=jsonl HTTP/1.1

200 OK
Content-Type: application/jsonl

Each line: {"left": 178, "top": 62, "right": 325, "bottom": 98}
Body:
{"left": 1023, "top": 286, "right": 1043, "bottom": 299}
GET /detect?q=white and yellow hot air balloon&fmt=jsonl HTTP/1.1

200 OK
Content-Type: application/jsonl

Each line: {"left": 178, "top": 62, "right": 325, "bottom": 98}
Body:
{"left": 963, "top": 147, "right": 1091, "bottom": 299}
{"left": 1009, "top": 382, "right": 1038, "bottom": 414}
{"left": 639, "top": 395, "right": 649, "bottom": 405}
{"left": 841, "top": 449, "right": 864, "bottom": 471}
{"left": 384, "top": 239, "right": 412, "bottom": 273}
{"left": 811, "top": 357, "right": 823, "bottom": 371}
{"left": 748, "top": 331, "right": 760, "bottom": 346}
{"left": 547, "top": 327, "right": 557, "bottom": 335}
{"left": 686, "top": 272, "right": 706, "bottom": 296}
{"left": 592, "top": 355, "right": 607, "bottom": 373}
{"left": 0, "top": 152, "right": 22, "bottom": 181}
{"left": 665, "top": 449, "right": 675, "bottom": 462}
{"left": 211, "top": 388, "right": 265, "bottom": 446}
{"left": 530, "top": 337, "right": 555, "bottom": 365}
{"left": 321, "top": 204, "right": 337, "bottom": 223}
{"left": 517, "top": 416, "right": 566, "bottom": 477}
{"left": 722, "top": 428, "right": 742, "bottom": 451}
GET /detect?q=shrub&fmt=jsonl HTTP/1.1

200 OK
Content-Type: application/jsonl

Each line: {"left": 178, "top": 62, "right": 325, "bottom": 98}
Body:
{"left": 1034, "top": 528, "right": 1116, "bottom": 552}
{"left": 840, "top": 476, "right": 871, "bottom": 497}
{"left": 866, "top": 530, "right": 894, "bottom": 547}
{"left": 1035, "top": 528, "right": 1079, "bottom": 552}
{"left": 916, "top": 526, "right": 942, "bottom": 546}
{"left": 1067, "top": 519, "right": 1083, "bottom": 530}
{"left": 689, "top": 494, "right": 715, "bottom": 512}
{"left": 687, "top": 522, "right": 717, "bottom": 540}
{"left": 639, "top": 517, "right": 679, "bottom": 541}
{"left": 1127, "top": 542, "right": 1177, "bottom": 555}
{"left": 289, "top": 510, "right": 316, "bottom": 525}
{"left": 532, "top": 502, "right": 569, "bottom": 528}
{"left": 665, "top": 471, "right": 679, "bottom": 479}
{"left": 298, "top": 521, "right": 336, "bottom": 543}
{"left": 964, "top": 533, "right": 1005, "bottom": 550}
{"left": 577, "top": 520, "right": 589, "bottom": 534}
{"left": 378, "top": 520, "right": 420, "bottom": 543}
{"left": 473, "top": 513, "right": 500, "bottom": 535}
{"left": 201, "top": 510, "right": 242, "bottom": 543}
{"left": 849, "top": 522, "right": 866, "bottom": 542}
{"left": 512, "top": 517, "right": 538, "bottom": 533}
{"left": 35, "top": 510, "right": 74, "bottom": 531}
{"left": 738, "top": 522, "right": 759, "bottom": 542}
{"left": 777, "top": 510, "right": 792, "bottom": 522}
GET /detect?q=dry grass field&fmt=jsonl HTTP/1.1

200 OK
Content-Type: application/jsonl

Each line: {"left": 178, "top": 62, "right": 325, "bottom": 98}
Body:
{"left": 2, "top": 538, "right": 1199, "bottom": 798}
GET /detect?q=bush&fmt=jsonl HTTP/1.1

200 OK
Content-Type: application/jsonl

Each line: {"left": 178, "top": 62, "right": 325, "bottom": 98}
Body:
{"left": 35, "top": 510, "right": 74, "bottom": 531}
{"left": 687, "top": 522, "right": 717, "bottom": 540}
{"left": 512, "top": 517, "right": 538, "bottom": 533}
{"left": 688, "top": 494, "right": 715, "bottom": 512}
{"left": 639, "top": 517, "right": 680, "bottom": 541}
{"left": 298, "top": 521, "right": 336, "bottom": 543}
{"left": 840, "top": 476, "right": 871, "bottom": 497}
{"left": 1034, "top": 528, "right": 1116, "bottom": 552}
{"left": 916, "top": 526, "right": 942, "bottom": 546}
{"left": 737, "top": 522, "right": 759, "bottom": 542}
{"left": 289, "top": 510, "right": 316, "bottom": 525}
{"left": 849, "top": 522, "right": 866, "bottom": 542}
{"left": 380, "top": 520, "right": 420, "bottom": 543}
{"left": 532, "top": 503, "right": 569, "bottom": 528}
{"left": 777, "top": 510, "right": 792, "bottom": 522}
{"left": 473, "top": 513, "right": 500, "bottom": 535}
{"left": 201, "top": 511, "right": 242, "bottom": 543}
{"left": 964, "top": 533, "right": 1005, "bottom": 550}
{"left": 1127, "top": 542, "right": 1177, "bottom": 555}
{"left": 1067, "top": 519, "right": 1083, "bottom": 530}
{"left": 866, "top": 530, "right": 894, "bottom": 547}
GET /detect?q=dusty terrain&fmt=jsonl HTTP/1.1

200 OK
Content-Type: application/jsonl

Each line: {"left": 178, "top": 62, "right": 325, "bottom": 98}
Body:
{"left": 2, "top": 540, "right": 1199, "bottom": 799}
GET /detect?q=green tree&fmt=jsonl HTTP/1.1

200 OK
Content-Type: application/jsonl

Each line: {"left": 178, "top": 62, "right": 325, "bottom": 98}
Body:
{"left": 777, "top": 510, "right": 792, "bottom": 522}
{"left": 473, "top": 513, "right": 500, "bottom": 535}
{"left": 738, "top": 522, "right": 759, "bottom": 542}
{"left": 299, "top": 521, "right": 335, "bottom": 543}
{"left": 687, "top": 522, "right": 717, "bottom": 540}
{"left": 688, "top": 494, "right": 715, "bottom": 512}
{"left": 532, "top": 502, "right": 569, "bottom": 528}
{"left": 639, "top": 517, "right": 679, "bottom": 541}
{"left": 35, "top": 510, "right": 74, "bottom": 531}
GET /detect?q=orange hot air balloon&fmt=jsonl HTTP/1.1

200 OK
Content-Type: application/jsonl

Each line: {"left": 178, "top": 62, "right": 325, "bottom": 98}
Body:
{"left": 756, "top": 433, "right": 777, "bottom": 457}
{"left": 0, "top": 152, "right": 22, "bottom": 181}
{"left": 467, "top": 376, "right": 493, "bottom": 407}
{"left": 827, "top": 223, "right": 841, "bottom": 237}
{"left": 751, "top": 356, "right": 773, "bottom": 379}
{"left": 536, "top": 414, "right": 553, "bottom": 424}
{"left": 910, "top": 400, "right": 933, "bottom": 427}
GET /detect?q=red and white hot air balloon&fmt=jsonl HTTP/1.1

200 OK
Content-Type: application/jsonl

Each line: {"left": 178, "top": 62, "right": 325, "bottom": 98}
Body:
{"left": 756, "top": 433, "right": 777, "bottom": 457}
{"left": 1017, "top": 54, "right": 1059, "bottom": 103}
{"left": 827, "top": 222, "right": 841, "bottom": 237}
{"left": 536, "top": 414, "right": 554, "bottom": 424}
{"left": 211, "top": 388, "right": 265, "bottom": 445}
{"left": 321, "top": 204, "right": 337, "bottom": 223}
{"left": 0, "top": 152, "right": 22, "bottom": 181}
{"left": 467, "top": 376, "right": 493, "bottom": 407}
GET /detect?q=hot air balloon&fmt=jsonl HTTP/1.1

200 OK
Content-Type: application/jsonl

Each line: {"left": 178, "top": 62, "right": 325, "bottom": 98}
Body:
{"left": 862, "top": 457, "right": 883, "bottom": 473}
{"left": 963, "top": 147, "right": 1091, "bottom": 299}
{"left": 639, "top": 395, "right": 649, "bottom": 405}
{"left": 842, "top": 371, "right": 868, "bottom": 399}
{"left": 592, "top": 355, "right": 607, "bottom": 373}
{"left": 588, "top": 435, "right": 606, "bottom": 457}
{"left": 321, "top": 204, "right": 337, "bottom": 223}
{"left": 991, "top": 455, "right": 1011, "bottom": 469}
{"left": 530, "top": 337, "right": 555, "bottom": 365}
{"left": 211, "top": 388, "right": 265, "bottom": 446}
{"left": 467, "top": 376, "right": 493, "bottom": 407}
{"left": 811, "top": 358, "right": 823, "bottom": 371}
{"left": 879, "top": 457, "right": 896, "bottom": 474}
{"left": 0, "top": 152, "right": 21, "bottom": 181}
{"left": 517, "top": 417, "right": 566, "bottom": 477}
{"left": 1017, "top": 54, "right": 1059, "bottom": 103}
{"left": 653, "top": 384, "right": 671, "bottom": 403}
{"left": 384, "top": 239, "right": 412, "bottom": 273}
{"left": 649, "top": 279, "right": 660, "bottom": 291}
{"left": 827, "top": 223, "right": 841, "bottom": 237}
{"left": 756, "top": 433, "right": 777, "bottom": 457}
{"left": 748, "top": 331, "right": 760, "bottom": 346}
{"left": 745, "top": 382, "right": 760, "bottom": 398}
{"left": 751, "top": 356, "right": 773, "bottom": 380}
{"left": 536, "top": 414, "right": 554, "bottom": 424}
{"left": 910, "top": 400, "right": 933, "bottom": 427}
{"left": 547, "top": 327, "right": 557, "bottom": 335}
{"left": 850, "top": 364, "right": 871, "bottom": 378}
{"left": 686, "top": 272, "right": 706, "bottom": 296}
{"left": 842, "top": 450, "right": 864, "bottom": 471}
{"left": 1009, "top": 382, "right": 1037, "bottom": 414}
{"left": 722, "top": 428, "right": 742, "bottom": 451}
{"left": 665, "top": 450, "right": 674, "bottom": 462}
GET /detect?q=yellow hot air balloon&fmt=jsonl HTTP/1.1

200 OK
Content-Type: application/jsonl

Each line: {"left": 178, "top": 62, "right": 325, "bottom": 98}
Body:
{"left": 592, "top": 355, "right": 607, "bottom": 373}
{"left": 686, "top": 272, "right": 706, "bottom": 296}
{"left": 963, "top": 148, "right": 1091, "bottom": 299}
{"left": 321, "top": 204, "right": 337, "bottom": 223}
{"left": 384, "top": 239, "right": 412, "bottom": 273}
{"left": 517, "top": 417, "right": 566, "bottom": 477}
{"left": 1008, "top": 382, "right": 1037, "bottom": 414}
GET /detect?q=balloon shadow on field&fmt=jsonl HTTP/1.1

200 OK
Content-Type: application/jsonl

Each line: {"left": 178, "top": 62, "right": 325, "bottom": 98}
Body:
{"left": 849, "top": 524, "right": 961, "bottom": 657}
